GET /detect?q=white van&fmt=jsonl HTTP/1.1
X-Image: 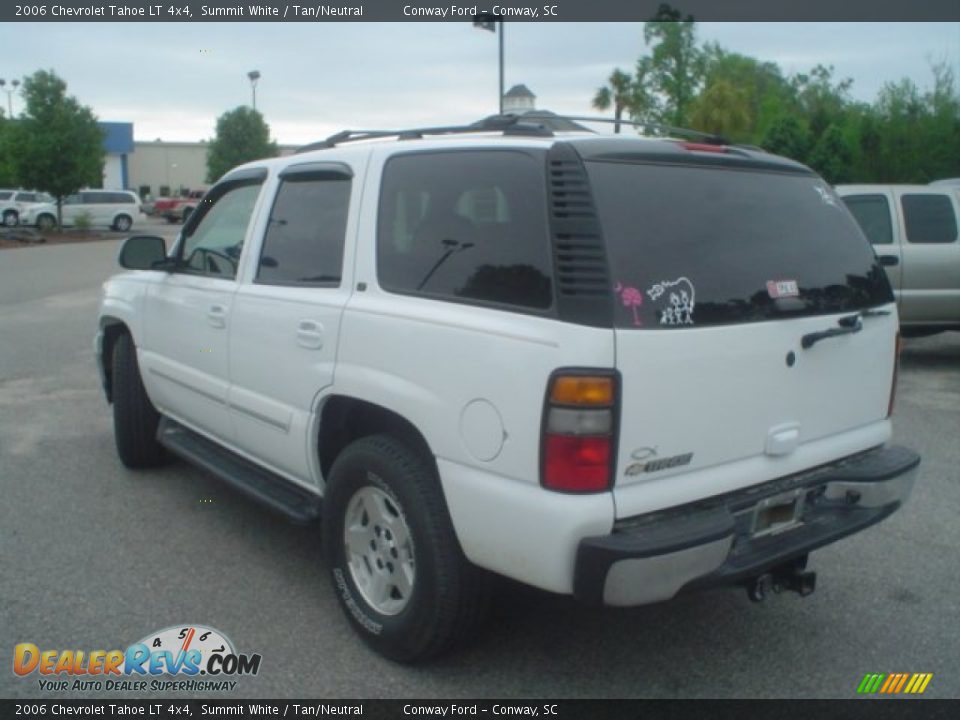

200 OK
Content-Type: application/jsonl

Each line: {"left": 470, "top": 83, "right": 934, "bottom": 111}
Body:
{"left": 23, "top": 190, "right": 144, "bottom": 232}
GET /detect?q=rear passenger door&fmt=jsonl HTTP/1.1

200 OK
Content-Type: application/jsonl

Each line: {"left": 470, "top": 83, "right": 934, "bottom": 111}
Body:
{"left": 896, "top": 189, "right": 960, "bottom": 324}
{"left": 227, "top": 162, "right": 356, "bottom": 486}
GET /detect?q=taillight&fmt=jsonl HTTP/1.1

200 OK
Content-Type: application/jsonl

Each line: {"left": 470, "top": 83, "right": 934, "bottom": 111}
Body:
{"left": 541, "top": 372, "right": 617, "bottom": 493}
{"left": 888, "top": 331, "right": 901, "bottom": 418}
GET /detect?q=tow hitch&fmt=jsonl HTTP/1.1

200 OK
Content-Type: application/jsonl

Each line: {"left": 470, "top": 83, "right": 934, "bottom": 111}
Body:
{"left": 745, "top": 556, "right": 816, "bottom": 603}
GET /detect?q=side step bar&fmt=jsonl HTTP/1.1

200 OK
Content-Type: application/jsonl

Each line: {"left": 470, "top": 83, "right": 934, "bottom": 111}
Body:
{"left": 157, "top": 417, "right": 322, "bottom": 524}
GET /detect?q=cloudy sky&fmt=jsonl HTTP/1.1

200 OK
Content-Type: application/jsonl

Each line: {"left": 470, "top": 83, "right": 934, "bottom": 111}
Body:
{"left": 3, "top": 22, "right": 958, "bottom": 145}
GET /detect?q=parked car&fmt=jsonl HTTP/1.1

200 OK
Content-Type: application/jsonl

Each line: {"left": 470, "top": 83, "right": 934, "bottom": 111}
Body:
{"left": 836, "top": 184, "right": 960, "bottom": 335}
{"left": 23, "top": 190, "right": 144, "bottom": 232}
{"left": 153, "top": 189, "right": 207, "bottom": 224}
{"left": 0, "top": 189, "right": 55, "bottom": 226}
{"left": 97, "top": 116, "right": 919, "bottom": 661}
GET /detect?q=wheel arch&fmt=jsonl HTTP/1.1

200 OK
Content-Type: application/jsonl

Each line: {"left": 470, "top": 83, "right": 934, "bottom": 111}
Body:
{"left": 98, "top": 317, "right": 132, "bottom": 403}
{"left": 317, "top": 396, "right": 436, "bottom": 484}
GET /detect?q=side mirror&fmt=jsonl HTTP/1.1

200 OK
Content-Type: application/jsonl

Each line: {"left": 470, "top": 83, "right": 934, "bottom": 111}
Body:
{"left": 118, "top": 235, "right": 170, "bottom": 270}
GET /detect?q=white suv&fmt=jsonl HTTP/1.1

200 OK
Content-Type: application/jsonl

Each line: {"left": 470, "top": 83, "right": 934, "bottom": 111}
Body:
{"left": 96, "top": 117, "right": 920, "bottom": 661}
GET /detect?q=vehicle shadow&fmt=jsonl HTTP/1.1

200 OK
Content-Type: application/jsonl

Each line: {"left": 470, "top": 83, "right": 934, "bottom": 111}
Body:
{"left": 899, "top": 333, "right": 960, "bottom": 371}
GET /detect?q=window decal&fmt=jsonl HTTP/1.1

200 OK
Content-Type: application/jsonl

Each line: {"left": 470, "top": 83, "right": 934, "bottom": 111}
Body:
{"left": 613, "top": 282, "right": 644, "bottom": 326}
{"left": 647, "top": 277, "right": 696, "bottom": 326}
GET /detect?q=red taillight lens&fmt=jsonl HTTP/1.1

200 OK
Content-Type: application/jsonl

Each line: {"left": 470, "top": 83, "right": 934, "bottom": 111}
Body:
{"left": 541, "top": 371, "right": 617, "bottom": 493}
{"left": 543, "top": 435, "right": 612, "bottom": 493}
{"left": 888, "top": 331, "right": 902, "bottom": 418}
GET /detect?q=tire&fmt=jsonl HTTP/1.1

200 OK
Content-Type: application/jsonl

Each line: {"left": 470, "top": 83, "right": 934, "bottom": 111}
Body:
{"left": 322, "top": 434, "right": 490, "bottom": 662}
{"left": 111, "top": 333, "right": 165, "bottom": 468}
{"left": 113, "top": 214, "right": 133, "bottom": 232}
{"left": 2, "top": 209, "right": 17, "bottom": 227}
{"left": 37, "top": 214, "right": 56, "bottom": 231}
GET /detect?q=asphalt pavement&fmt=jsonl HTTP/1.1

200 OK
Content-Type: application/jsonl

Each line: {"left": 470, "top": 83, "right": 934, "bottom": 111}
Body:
{"left": 1, "top": 227, "right": 958, "bottom": 699}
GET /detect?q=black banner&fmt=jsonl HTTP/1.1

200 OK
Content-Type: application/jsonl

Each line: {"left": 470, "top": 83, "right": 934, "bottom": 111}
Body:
{"left": 2, "top": 0, "right": 959, "bottom": 22}
{"left": 2, "top": 699, "right": 959, "bottom": 720}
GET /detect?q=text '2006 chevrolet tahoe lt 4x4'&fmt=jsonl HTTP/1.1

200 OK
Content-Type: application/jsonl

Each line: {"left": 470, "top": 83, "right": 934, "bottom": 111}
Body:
{"left": 97, "top": 115, "right": 920, "bottom": 662}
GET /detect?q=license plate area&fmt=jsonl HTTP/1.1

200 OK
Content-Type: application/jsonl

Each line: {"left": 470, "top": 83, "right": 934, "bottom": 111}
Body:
{"left": 751, "top": 488, "right": 805, "bottom": 538}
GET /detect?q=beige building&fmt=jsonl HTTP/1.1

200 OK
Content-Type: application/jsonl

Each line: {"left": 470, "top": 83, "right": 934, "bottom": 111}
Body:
{"left": 127, "top": 140, "right": 296, "bottom": 199}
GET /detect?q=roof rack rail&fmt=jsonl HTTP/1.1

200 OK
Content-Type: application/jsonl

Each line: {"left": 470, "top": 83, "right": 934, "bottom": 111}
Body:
{"left": 520, "top": 113, "right": 731, "bottom": 145}
{"left": 295, "top": 115, "right": 554, "bottom": 153}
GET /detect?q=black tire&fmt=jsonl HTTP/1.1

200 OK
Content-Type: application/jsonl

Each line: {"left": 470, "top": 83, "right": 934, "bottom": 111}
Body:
{"left": 37, "top": 214, "right": 56, "bottom": 231}
{"left": 111, "top": 333, "right": 165, "bottom": 468}
{"left": 2, "top": 209, "right": 18, "bottom": 227}
{"left": 322, "top": 434, "right": 490, "bottom": 662}
{"left": 113, "top": 214, "right": 133, "bottom": 232}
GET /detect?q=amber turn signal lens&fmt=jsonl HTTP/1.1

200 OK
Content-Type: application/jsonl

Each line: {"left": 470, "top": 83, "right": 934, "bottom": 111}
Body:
{"left": 550, "top": 376, "right": 614, "bottom": 406}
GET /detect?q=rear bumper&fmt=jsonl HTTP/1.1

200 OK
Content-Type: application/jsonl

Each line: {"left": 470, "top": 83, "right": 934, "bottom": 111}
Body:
{"left": 574, "top": 445, "right": 919, "bottom": 606}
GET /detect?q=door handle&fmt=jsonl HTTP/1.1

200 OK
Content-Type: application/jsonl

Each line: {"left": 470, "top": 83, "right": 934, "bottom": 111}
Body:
{"left": 207, "top": 304, "right": 227, "bottom": 328}
{"left": 878, "top": 255, "right": 899, "bottom": 267}
{"left": 296, "top": 319, "right": 324, "bottom": 349}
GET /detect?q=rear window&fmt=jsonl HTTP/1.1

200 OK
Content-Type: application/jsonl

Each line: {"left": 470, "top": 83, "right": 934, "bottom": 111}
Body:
{"left": 377, "top": 150, "right": 553, "bottom": 311}
{"left": 587, "top": 162, "right": 892, "bottom": 328}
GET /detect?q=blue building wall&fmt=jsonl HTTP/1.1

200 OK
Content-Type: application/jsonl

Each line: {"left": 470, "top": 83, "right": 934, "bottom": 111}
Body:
{"left": 98, "top": 122, "right": 134, "bottom": 188}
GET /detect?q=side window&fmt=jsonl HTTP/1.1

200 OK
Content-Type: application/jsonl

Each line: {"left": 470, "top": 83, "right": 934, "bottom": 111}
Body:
{"left": 17, "top": 192, "right": 37, "bottom": 203}
{"left": 256, "top": 173, "right": 350, "bottom": 286}
{"left": 842, "top": 194, "right": 893, "bottom": 245}
{"left": 902, "top": 194, "right": 958, "bottom": 244}
{"left": 180, "top": 182, "right": 261, "bottom": 280}
{"left": 64, "top": 194, "right": 81, "bottom": 205}
{"left": 377, "top": 150, "right": 553, "bottom": 310}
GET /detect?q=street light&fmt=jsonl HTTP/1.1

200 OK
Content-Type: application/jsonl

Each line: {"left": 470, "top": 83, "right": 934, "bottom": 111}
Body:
{"left": 247, "top": 70, "right": 261, "bottom": 110}
{"left": 0, "top": 78, "right": 20, "bottom": 118}
{"left": 473, "top": 15, "right": 504, "bottom": 115}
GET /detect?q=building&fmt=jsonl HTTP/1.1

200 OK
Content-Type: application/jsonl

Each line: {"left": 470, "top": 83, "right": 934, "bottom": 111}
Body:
{"left": 98, "top": 122, "right": 134, "bottom": 190}
{"left": 127, "top": 139, "right": 298, "bottom": 200}
{"left": 503, "top": 84, "right": 536, "bottom": 114}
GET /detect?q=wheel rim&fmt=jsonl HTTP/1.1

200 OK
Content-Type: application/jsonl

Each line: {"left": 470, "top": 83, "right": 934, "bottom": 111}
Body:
{"left": 116, "top": 217, "right": 131, "bottom": 231}
{"left": 343, "top": 482, "right": 416, "bottom": 616}
{"left": 38, "top": 216, "right": 54, "bottom": 230}
{"left": 3, "top": 211, "right": 16, "bottom": 227}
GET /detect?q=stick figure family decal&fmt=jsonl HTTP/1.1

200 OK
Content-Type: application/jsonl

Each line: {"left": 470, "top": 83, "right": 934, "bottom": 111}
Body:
{"left": 615, "top": 277, "right": 697, "bottom": 327}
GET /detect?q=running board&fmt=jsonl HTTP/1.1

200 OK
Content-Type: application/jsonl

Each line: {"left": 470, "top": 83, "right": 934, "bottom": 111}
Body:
{"left": 157, "top": 417, "right": 321, "bottom": 524}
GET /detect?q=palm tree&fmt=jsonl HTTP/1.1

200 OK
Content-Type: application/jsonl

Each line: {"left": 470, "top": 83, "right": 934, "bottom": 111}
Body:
{"left": 592, "top": 69, "right": 633, "bottom": 133}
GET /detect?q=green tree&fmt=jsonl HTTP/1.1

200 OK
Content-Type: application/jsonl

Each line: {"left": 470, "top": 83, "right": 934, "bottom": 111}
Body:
{"left": 808, "top": 123, "right": 855, "bottom": 183}
{"left": 688, "top": 79, "right": 751, "bottom": 140}
{"left": 0, "top": 110, "right": 19, "bottom": 187}
{"left": 639, "top": 4, "right": 705, "bottom": 127}
{"left": 592, "top": 69, "right": 634, "bottom": 133}
{"left": 9, "top": 70, "right": 104, "bottom": 229}
{"left": 206, "top": 106, "right": 278, "bottom": 183}
{"left": 762, "top": 115, "right": 811, "bottom": 163}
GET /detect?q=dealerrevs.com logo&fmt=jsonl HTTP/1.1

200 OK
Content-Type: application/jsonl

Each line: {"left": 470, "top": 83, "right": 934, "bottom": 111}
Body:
{"left": 13, "top": 625, "right": 262, "bottom": 692}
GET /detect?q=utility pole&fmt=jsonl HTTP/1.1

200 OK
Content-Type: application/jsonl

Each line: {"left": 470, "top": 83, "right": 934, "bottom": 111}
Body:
{"left": 247, "top": 70, "right": 260, "bottom": 110}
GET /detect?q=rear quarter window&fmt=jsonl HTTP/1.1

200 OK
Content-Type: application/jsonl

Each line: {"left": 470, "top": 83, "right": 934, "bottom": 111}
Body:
{"left": 841, "top": 194, "right": 893, "bottom": 245}
{"left": 587, "top": 161, "right": 892, "bottom": 328}
{"left": 901, "top": 194, "right": 958, "bottom": 244}
{"left": 376, "top": 150, "right": 553, "bottom": 311}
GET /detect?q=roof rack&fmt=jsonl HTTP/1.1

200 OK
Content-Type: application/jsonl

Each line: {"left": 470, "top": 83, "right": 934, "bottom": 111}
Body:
{"left": 294, "top": 115, "right": 555, "bottom": 153}
{"left": 521, "top": 114, "right": 731, "bottom": 145}
{"left": 294, "top": 113, "right": 735, "bottom": 154}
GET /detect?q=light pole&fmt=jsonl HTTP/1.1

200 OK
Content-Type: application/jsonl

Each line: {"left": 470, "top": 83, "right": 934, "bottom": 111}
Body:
{"left": 0, "top": 78, "right": 20, "bottom": 118}
{"left": 473, "top": 16, "right": 504, "bottom": 115}
{"left": 247, "top": 70, "right": 260, "bottom": 111}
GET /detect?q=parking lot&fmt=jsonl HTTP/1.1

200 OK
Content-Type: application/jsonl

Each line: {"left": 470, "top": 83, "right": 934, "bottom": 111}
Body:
{"left": 1, "top": 230, "right": 958, "bottom": 699}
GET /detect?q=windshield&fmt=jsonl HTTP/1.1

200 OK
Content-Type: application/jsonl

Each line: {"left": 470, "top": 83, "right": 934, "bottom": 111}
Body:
{"left": 587, "top": 161, "right": 892, "bottom": 329}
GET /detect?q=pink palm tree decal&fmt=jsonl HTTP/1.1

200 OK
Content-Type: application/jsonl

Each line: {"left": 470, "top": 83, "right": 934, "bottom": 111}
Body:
{"left": 614, "top": 282, "right": 643, "bottom": 326}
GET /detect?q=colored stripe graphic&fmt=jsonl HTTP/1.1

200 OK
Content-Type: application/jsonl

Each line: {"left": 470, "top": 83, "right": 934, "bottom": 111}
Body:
{"left": 857, "top": 673, "right": 932, "bottom": 694}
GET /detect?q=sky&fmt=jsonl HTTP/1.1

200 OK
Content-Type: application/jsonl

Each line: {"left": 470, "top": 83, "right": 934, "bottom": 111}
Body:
{"left": 2, "top": 22, "right": 958, "bottom": 145}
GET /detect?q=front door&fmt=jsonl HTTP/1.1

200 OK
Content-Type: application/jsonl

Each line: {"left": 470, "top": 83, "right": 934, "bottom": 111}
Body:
{"left": 140, "top": 177, "right": 265, "bottom": 442}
